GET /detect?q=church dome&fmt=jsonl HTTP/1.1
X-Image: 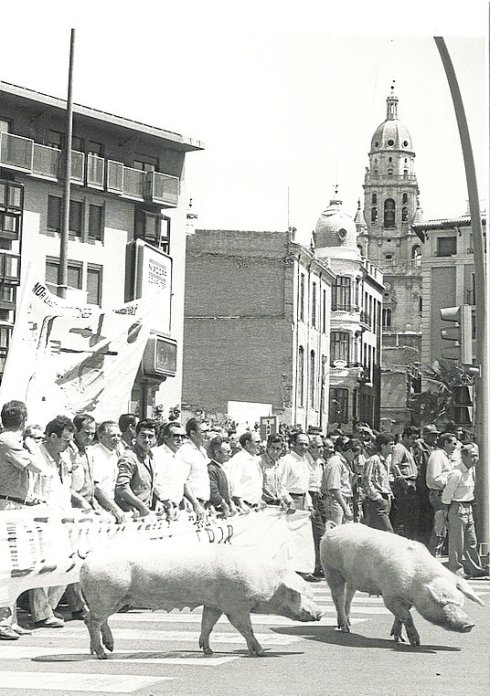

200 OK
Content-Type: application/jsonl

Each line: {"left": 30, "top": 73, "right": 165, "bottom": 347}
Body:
{"left": 314, "top": 192, "right": 357, "bottom": 250}
{"left": 370, "top": 85, "right": 414, "bottom": 154}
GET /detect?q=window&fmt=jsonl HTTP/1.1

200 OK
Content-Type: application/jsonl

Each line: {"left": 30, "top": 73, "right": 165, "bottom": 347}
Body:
{"left": 384, "top": 198, "right": 395, "bottom": 228}
{"left": 86, "top": 140, "right": 104, "bottom": 156}
{"left": 402, "top": 207, "right": 409, "bottom": 222}
{"left": 45, "top": 258, "right": 82, "bottom": 294}
{"left": 46, "top": 129, "right": 64, "bottom": 149}
{"left": 0, "top": 119, "right": 10, "bottom": 133}
{"left": 382, "top": 308, "right": 392, "bottom": 328}
{"left": 88, "top": 204, "right": 104, "bottom": 241}
{"left": 371, "top": 193, "right": 377, "bottom": 204}
{"left": 332, "top": 277, "right": 351, "bottom": 311}
{"left": 87, "top": 265, "right": 103, "bottom": 306}
{"left": 329, "top": 388, "right": 348, "bottom": 424}
{"left": 298, "top": 346, "right": 304, "bottom": 408}
{"left": 437, "top": 237, "right": 457, "bottom": 257}
{"left": 299, "top": 273, "right": 305, "bottom": 321}
{"left": 385, "top": 253, "right": 393, "bottom": 261}
{"left": 311, "top": 282, "right": 317, "bottom": 327}
{"left": 47, "top": 196, "right": 83, "bottom": 236}
{"left": 133, "top": 154, "right": 158, "bottom": 173}
{"left": 322, "top": 289, "right": 327, "bottom": 333}
{"left": 310, "top": 350, "right": 316, "bottom": 407}
{"left": 371, "top": 207, "right": 377, "bottom": 223}
{"left": 71, "top": 135, "right": 84, "bottom": 152}
{"left": 402, "top": 193, "right": 408, "bottom": 204}
{"left": 330, "top": 331, "right": 350, "bottom": 365}
{"left": 0, "top": 181, "right": 23, "bottom": 209}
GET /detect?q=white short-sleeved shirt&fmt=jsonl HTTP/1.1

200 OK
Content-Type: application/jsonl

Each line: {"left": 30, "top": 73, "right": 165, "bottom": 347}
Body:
{"left": 152, "top": 443, "right": 186, "bottom": 505}
{"left": 90, "top": 442, "right": 119, "bottom": 499}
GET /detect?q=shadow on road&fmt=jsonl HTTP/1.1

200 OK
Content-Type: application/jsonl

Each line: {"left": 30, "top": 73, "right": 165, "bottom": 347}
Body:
{"left": 33, "top": 648, "right": 306, "bottom": 663}
{"left": 272, "top": 626, "right": 461, "bottom": 654}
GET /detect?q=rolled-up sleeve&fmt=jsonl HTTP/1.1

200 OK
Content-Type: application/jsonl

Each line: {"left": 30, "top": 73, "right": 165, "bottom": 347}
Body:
{"left": 115, "top": 454, "right": 135, "bottom": 493}
{"left": 362, "top": 456, "right": 382, "bottom": 501}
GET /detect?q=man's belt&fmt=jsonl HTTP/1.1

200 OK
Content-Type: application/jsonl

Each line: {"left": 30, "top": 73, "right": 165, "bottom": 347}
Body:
{"left": 0, "top": 493, "right": 38, "bottom": 506}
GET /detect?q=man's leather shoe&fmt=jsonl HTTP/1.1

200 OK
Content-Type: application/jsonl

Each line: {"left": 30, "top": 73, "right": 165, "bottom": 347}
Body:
{"left": 10, "top": 623, "right": 32, "bottom": 635}
{"left": 70, "top": 610, "right": 85, "bottom": 620}
{"left": 0, "top": 626, "right": 19, "bottom": 640}
{"left": 313, "top": 569, "right": 325, "bottom": 579}
{"left": 34, "top": 616, "right": 64, "bottom": 628}
{"left": 300, "top": 573, "right": 322, "bottom": 583}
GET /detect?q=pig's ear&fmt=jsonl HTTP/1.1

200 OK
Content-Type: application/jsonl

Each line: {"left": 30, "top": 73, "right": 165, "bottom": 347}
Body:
{"left": 455, "top": 578, "right": 485, "bottom": 606}
{"left": 427, "top": 579, "right": 461, "bottom": 606}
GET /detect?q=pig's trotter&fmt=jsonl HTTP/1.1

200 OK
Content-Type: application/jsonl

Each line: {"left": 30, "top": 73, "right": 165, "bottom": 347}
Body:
{"left": 390, "top": 618, "right": 405, "bottom": 643}
{"left": 225, "top": 611, "right": 265, "bottom": 657}
{"left": 404, "top": 615, "right": 420, "bottom": 647}
{"left": 101, "top": 621, "right": 114, "bottom": 652}
{"left": 199, "top": 606, "right": 223, "bottom": 656}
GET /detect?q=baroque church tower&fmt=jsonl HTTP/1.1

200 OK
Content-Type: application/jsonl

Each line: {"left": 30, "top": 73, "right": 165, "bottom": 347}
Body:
{"left": 356, "top": 84, "right": 423, "bottom": 429}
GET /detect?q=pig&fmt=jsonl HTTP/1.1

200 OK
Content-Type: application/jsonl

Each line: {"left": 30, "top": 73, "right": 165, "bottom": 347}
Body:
{"left": 79, "top": 542, "right": 322, "bottom": 659}
{"left": 320, "top": 523, "right": 484, "bottom": 647}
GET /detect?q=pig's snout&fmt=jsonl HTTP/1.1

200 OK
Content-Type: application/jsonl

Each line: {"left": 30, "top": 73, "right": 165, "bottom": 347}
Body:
{"left": 461, "top": 622, "right": 474, "bottom": 633}
{"left": 297, "top": 599, "right": 323, "bottom": 622}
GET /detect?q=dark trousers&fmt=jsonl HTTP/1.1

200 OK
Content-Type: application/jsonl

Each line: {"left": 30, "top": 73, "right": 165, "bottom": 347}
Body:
{"left": 309, "top": 491, "right": 326, "bottom": 574}
{"left": 392, "top": 483, "right": 418, "bottom": 539}
{"left": 365, "top": 496, "right": 394, "bottom": 533}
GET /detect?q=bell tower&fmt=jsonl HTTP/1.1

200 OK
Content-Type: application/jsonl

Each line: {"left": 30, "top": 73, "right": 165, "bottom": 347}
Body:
{"left": 357, "top": 83, "right": 423, "bottom": 430}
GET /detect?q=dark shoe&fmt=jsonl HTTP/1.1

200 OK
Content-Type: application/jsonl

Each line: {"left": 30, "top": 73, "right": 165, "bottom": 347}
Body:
{"left": 34, "top": 616, "right": 64, "bottom": 628}
{"left": 469, "top": 569, "right": 489, "bottom": 579}
{"left": 300, "top": 573, "right": 322, "bottom": 583}
{"left": 70, "top": 610, "right": 85, "bottom": 620}
{"left": 313, "top": 569, "right": 325, "bottom": 579}
{"left": 0, "top": 626, "right": 20, "bottom": 640}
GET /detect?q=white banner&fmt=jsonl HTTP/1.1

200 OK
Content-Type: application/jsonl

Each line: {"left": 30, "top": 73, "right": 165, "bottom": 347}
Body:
{"left": 0, "top": 278, "right": 157, "bottom": 424}
{"left": 0, "top": 507, "right": 314, "bottom": 606}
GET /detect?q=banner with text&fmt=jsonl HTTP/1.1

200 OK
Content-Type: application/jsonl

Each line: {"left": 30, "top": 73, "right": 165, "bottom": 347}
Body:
{"left": 0, "top": 507, "right": 314, "bottom": 606}
{"left": 0, "top": 278, "right": 157, "bottom": 424}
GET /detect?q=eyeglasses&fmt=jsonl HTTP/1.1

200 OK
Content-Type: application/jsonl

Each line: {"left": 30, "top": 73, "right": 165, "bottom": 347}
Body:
{"left": 171, "top": 434, "right": 186, "bottom": 439}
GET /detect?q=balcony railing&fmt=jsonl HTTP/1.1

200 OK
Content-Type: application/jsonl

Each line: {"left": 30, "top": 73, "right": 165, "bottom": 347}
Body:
{"left": 0, "top": 132, "right": 179, "bottom": 207}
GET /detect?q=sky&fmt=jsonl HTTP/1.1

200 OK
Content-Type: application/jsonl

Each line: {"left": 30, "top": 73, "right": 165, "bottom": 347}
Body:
{"left": 1, "top": 1, "right": 487, "bottom": 246}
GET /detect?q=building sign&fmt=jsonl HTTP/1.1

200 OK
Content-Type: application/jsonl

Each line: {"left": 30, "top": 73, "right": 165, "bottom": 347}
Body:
{"left": 131, "top": 239, "right": 172, "bottom": 334}
{"left": 260, "top": 416, "right": 278, "bottom": 441}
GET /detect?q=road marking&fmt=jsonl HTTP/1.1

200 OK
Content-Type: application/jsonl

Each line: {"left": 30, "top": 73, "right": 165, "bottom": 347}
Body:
{"left": 0, "top": 671, "right": 166, "bottom": 693}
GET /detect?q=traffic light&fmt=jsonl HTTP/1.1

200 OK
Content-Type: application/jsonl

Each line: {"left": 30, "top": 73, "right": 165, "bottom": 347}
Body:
{"left": 440, "top": 304, "right": 473, "bottom": 363}
{"left": 448, "top": 385, "right": 473, "bottom": 425}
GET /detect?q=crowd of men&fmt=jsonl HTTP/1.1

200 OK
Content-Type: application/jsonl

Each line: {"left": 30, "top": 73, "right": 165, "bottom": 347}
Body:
{"left": 0, "top": 399, "right": 487, "bottom": 641}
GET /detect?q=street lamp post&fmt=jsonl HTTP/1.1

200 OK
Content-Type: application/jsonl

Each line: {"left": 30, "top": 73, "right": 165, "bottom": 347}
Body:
{"left": 434, "top": 36, "right": 489, "bottom": 555}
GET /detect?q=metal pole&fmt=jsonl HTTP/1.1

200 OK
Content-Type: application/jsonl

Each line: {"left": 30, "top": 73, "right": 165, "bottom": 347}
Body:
{"left": 58, "top": 28, "right": 76, "bottom": 299}
{"left": 434, "top": 36, "right": 489, "bottom": 555}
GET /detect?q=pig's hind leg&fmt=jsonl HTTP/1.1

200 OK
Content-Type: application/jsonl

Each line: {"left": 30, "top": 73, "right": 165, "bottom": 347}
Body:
{"left": 199, "top": 606, "right": 223, "bottom": 655}
{"left": 384, "top": 596, "right": 420, "bottom": 647}
{"left": 225, "top": 610, "right": 265, "bottom": 657}
{"left": 84, "top": 611, "right": 111, "bottom": 659}
{"left": 324, "top": 567, "right": 350, "bottom": 632}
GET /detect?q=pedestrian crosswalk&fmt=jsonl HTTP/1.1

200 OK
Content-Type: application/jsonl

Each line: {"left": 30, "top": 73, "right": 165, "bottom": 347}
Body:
{"left": 0, "top": 580, "right": 487, "bottom": 694}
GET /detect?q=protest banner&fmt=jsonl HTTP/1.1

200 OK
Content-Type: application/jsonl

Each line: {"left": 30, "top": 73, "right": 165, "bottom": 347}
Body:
{"left": 0, "top": 507, "right": 314, "bottom": 607}
{"left": 0, "top": 277, "right": 157, "bottom": 424}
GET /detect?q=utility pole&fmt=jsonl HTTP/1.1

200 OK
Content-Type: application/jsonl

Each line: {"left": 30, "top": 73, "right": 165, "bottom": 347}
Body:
{"left": 58, "top": 28, "right": 76, "bottom": 299}
{"left": 434, "top": 36, "right": 489, "bottom": 555}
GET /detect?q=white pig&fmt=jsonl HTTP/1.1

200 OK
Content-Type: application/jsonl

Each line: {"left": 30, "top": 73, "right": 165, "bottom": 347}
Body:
{"left": 320, "top": 523, "right": 484, "bottom": 646}
{"left": 80, "top": 542, "right": 322, "bottom": 659}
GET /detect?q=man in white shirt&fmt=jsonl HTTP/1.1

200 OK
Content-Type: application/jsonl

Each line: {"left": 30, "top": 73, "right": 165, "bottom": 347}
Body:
{"left": 426, "top": 432, "right": 457, "bottom": 557}
{"left": 225, "top": 430, "right": 265, "bottom": 511}
{"left": 442, "top": 443, "right": 488, "bottom": 578}
{"left": 278, "top": 432, "right": 319, "bottom": 582}
{"left": 175, "top": 418, "right": 209, "bottom": 522}
{"left": 91, "top": 421, "right": 124, "bottom": 523}
{"left": 152, "top": 421, "right": 188, "bottom": 518}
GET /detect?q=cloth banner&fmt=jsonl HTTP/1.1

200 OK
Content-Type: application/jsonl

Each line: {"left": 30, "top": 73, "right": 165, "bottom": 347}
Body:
{"left": 0, "top": 277, "right": 156, "bottom": 424}
{"left": 0, "top": 507, "right": 314, "bottom": 606}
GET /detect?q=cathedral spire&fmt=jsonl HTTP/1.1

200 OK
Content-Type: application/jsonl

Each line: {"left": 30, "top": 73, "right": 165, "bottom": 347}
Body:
{"left": 386, "top": 80, "right": 398, "bottom": 120}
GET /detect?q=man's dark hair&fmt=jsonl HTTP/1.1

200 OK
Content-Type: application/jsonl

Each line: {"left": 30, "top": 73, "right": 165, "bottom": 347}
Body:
{"left": 136, "top": 418, "right": 158, "bottom": 435}
{"left": 119, "top": 413, "right": 138, "bottom": 433}
{"left": 402, "top": 426, "right": 420, "bottom": 439}
{"left": 208, "top": 435, "right": 227, "bottom": 459}
{"left": 45, "top": 415, "right": 75, "bottom": 438}
{"left": 289, "top": 430, "right": 306, "bottom": 446}
{"left": 186, "top": 417, "right": 201, "bottom": 436}
{"left": 343, "top": 438, "right": 362, "bottom": 453}
{"left": 73, "top": 414, "right": 96, "bottom": 432}
{"left": 239, "top": 431, "right": 254, "bottom": 448}
{"left": 375, "top": 432, "right": 395, "bottom": 451}
{"left": 266, "top": 433, "right": 283, "bottom": 448}
{"left": 438, "top": 432, "right": 457, "bottom": 449}
{"left": 1, "top": 400, "right": 27, "bottom": 429}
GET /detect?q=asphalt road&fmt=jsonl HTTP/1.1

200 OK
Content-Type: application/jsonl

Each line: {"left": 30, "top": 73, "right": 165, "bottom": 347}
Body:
{"left": 1, "top": 579, "right": 488, "bottom": 696}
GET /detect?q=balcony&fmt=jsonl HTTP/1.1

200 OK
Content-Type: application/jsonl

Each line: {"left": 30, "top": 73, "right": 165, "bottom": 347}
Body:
{"left": 0, "top": 132, "right": 179, "bottom": 207}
